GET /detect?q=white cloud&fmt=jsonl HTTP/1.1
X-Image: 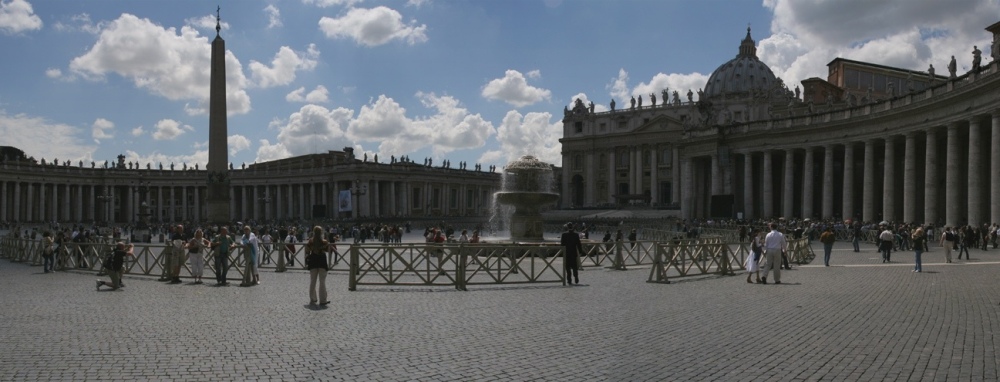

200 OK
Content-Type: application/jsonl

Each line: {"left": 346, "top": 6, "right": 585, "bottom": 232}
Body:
{"left": 152, "top": 119, "right": 191, "bottom": 140}
{"left": 256, "top": 139, "right": 292, "bottom": 163}
{"left": 303, "top": 0, "right": 363, "bottom": 7}
{"left": 758, "top": 0, "right": 1000, "bottom": 89}
{"left": 184, "top": 14, "right": 229, "bottom": 32}
{"left": 228, "top": 134, "right": 250, "bottom": 156}
{"left": 481, "top": 70, "right": 552, "bottom": 107}
{"left": 486, "top": 110, "right": 561, "bottom": 166}
{"left": 607, "top": 68, "right": 630, "bottom": 104}
{"left": 45, "top": 68, "right": 61, "bottom": 78}
{"left": 53, "top": 13, "right": 103, "bottom": 34}
{"left": 264, "top": 5, "right": 282, "bottom": 29}
{"left": 406, "top": 0, "right": 429, "bottom": 7}
{"left": 286, "top": 85, "right": 330, "bottom": 103}
{"left": 131, "top": 125, "right": 144, "bottom": 137}
{"left": 124, "top": 149, "right": 208, "bottom": 171}
{"left": 249, "top": 45, "right": 319, "bottom": 88}
{"left": 268, "top": 104, "right": 354, "bottom": 160}
{"left": 566, "top": 93, "right": 607, "bottom": 113}
{"left": 68, "top": 13, "right": 251, "bottom": 116}
{"left": 318, "top": 6, "right": 428, "bottom": 46}
{"left": 92, "top": 118, "right": 114, "bottom": 140}
{"left": 0, "top": 110, "right": 97, "bottom": 163}
{"left": 0, "top": 0, "right": 42, "bottom": 34}
{"left": 632, "top": 72, "right": 710, "bottom": 103}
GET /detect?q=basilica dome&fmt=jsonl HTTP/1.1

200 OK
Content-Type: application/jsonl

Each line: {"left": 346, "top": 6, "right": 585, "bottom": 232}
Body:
{"left": 702, "top": 28, "right": 779, "bottom": 100}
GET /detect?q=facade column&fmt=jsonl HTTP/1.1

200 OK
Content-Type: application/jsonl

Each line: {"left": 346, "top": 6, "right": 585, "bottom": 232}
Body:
{"left": 925, "top": 129, "right": 939, "bottom": 225}
{"left": 762, "top": 150, "right": 773, "bottom": 217}
{"left": 182, "top": 186, "right": 189, "bottom": 221}
{"left": 671, "top": 147, "right": 680, "bottom": 205}
{"left": 946, "top": 122, "right": 961, "bottom": 227}
{"left": 743, "top": 152, "right": 754, "bottom": 219}
{"left": 883, "top": 137, "right": 896, "bottom": 222}
{"left": 649, "top": 149, "right": 658, "bottom": 205}
{"left": 782, "top": 149, "right": 794, "bottom": 217}
{"left": 26, "top": 183, "right": 32, "bottom": 221}
{"left": 0, "top": 180, "right": 5, "bottom": 221}
{"left": 822, "top": 145, "right": 834, "bottom": 219}
{"left": 389, "top": 182, "right": 396, "bottom": 216}
{"left": 843, "top": 144, "right": 855, "bottom": 220}
{"left": 710, "top": 154, "right": 721, "bottom": 195}
{"left": 802, "top": 148, "right": 814, "bottom": 219}
{"left": 63, "top": 184, "right": 71, "bottom": 221}
{"left": 903, "top": 132, "right": 917, "bottom": 223}
{"left": 38, "top": 183, "right": 45, "bottom": 223}
{"left": 194, "top": 187, "right": 200, "bottom": 221}
{"left": 608, "top": 149, "right": 617, "bottom": 204}
{"left": 992, "top": 113, "right": 1000, "bottom": 225}
{"left": 968, "top": 118, "right": 984, "bottom": 226}
{"left": 299, "top": 183, "right": 307, "bottom": 218}
{"left": 863, "top": 140, "right": 875, "bottom": 222}
{"left": 586, "top": 152, "right": 596, "bottom": 206}
{"left": 680, "top": 158, "right": 693, "bottom": 219}
{"left": 562, "top": 153, "right": 571, "bottom": 208}
{"left": 13, "top": 182, "right": 21, "bottom": 221}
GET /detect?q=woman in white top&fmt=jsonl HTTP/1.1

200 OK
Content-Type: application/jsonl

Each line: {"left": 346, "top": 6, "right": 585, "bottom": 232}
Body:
{"left": 744, "top": 228, "right": 763, "bottom": 284}
{"left": 186, "top": 229, "right": 210, "bottom": 284}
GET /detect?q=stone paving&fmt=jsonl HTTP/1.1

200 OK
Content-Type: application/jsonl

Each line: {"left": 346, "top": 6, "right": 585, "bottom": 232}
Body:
{"left": 2, "top": 238, "right": 999, "bottom": 381}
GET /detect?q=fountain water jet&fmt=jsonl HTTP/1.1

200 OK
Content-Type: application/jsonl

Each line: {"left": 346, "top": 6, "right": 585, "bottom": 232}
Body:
{"left": 492, "top": 155, "right": 560, "bottom": 242}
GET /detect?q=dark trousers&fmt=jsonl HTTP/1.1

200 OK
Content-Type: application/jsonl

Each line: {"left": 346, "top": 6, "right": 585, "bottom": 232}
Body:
{"left": 958, "top": 245, "right": 969, "bottom": 259}
{"left": 781, "top": 252, "right": 790, "bottom": 269}
{"left": 215, "top": 255, "right": 228, "bottom": 283}
{"left": 881, "top": 242, "right": 892, "bottom": 262}
{"left": 564, "top": 256, "right": 579, "bottom": 284}
{"left": 43, "top": 254, "right": 54, "bottom": 272}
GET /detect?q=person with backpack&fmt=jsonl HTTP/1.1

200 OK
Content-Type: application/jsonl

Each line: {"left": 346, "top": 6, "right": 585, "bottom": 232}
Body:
{"left": 939, "top": 226, "right": 955, "bottom": 263}
{"left": 97, "top": 242, "right": 133, "bottom": 291}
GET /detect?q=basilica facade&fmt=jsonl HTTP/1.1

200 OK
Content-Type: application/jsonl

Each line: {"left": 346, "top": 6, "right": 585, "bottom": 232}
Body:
{"left": 560, "top": 22, "right": 1000, "bottom": 228}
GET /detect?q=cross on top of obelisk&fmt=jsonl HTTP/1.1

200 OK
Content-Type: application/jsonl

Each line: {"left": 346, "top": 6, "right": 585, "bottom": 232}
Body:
{"left": 216, "top": 6, "right": 221, "bottom": 36}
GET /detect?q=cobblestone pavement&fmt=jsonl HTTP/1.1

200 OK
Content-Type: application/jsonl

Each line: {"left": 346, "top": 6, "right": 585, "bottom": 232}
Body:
{"left": 2, "top": 239, "right": 999, "bottom": 381}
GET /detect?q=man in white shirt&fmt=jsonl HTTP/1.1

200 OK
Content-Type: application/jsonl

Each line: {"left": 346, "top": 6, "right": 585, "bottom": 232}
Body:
{"left": 878, "top": 226, "right": 895, "bottom": 263}
{"left": 939, "top": 226, "right": 955, "bottom": 263}
{"left": 761, "top": 223, "right": 788, "bottom": 284}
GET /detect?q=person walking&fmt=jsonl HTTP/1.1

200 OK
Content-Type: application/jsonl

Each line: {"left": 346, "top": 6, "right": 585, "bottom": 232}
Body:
{"left": 561, "top": 223, "right": 582, "bottom": 285}
{"left": 305, "top": 226, "right": 330, "bottom": 306}
{"left": 744, "top": 228, "right": 763, "bottom": 283}
{"left": 852, "top": 223, "right": 861, "bottom": 252}
{"left": 912, "top": 227, "right": 927, "bottom": 272}
{"left": 41, "top": 231, "right": 55, "bottom": 273}
{"left": 186, "top": 229, "right": 210, "bottom": 284}
{"left": 97, "top": 242, "right": 133, "bottom": 291}
{"left": 819, "top": 226, "right": 836, "bottom": 266}
{"left": 957, "top": 226, "right": 971, "bottom": 260}
{"left": 878, "top": 225, "right": 895, "bottom": 263}
{"left": 940, "top": 227, "right": 955, "bottom": 263}
{"left": 760, "top": 223, "right": 788, "bottom": 284}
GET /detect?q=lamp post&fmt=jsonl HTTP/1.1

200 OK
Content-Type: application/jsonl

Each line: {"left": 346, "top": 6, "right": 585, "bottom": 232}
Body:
{"left": 96, "top": 186, "right": 113, "bottom": 224}
{"left": 132, "top": 176, "right": 151, "bottom": 242}
{"left": 351, "top": 179, "right": 367, "bottom": 218}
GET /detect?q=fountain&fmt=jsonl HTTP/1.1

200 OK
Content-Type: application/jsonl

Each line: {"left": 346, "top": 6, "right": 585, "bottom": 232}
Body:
{"left": 493, "top": 155, "right": 560, "bottom": 242}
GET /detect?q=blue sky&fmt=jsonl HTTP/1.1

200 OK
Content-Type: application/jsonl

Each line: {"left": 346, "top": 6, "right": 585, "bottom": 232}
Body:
{"left": 0, "top": 0, "right": 997, "bottom": 169}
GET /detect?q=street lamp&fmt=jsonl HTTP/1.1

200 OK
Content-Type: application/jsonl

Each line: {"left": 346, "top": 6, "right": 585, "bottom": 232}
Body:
{"left": 351, "top": 179, "right": 367, "bottom": 218}
{"left": 132, "top": 176, "right": 151, "bottom": 242}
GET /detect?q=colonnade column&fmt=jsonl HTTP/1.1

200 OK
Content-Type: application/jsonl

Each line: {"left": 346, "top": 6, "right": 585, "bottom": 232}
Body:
{"left": 903, "top": 132, "right": 917, "bottom": 223}
{"left": 650, "top": 151, "right": 658, "bottom": 205}
{"left": 862, "top": 140, "right": 875, "bottom": 222}
{"left": 842, "top": 144, "right": 854, "bottom": 220}
{"left": 0, "top": 181, "right": 5, "bottom": 221}
{"left": 802, "top": 148, "right": 814, "bottom": 219}
{"left": 743, "top": 152, "right": 754, "bottom": 219}
{"left": 711, "top": 155, "right": 721, "bottom": 195}
{"left": 925, "top": 130, "right": 939, "bottom": 224}
{"left": 680, "top": 158, "right": 693, "bottom": 219}
{"left": 562, "top": 153, "right": 571, "bottom": 208}
{"left": 762, "top": 151, "right": 773, "bottom": 217}
{"left": 992, "top": 113, "right": 1000, "bottom": 224}
{"left": 822, "top": 145, "right": 834, "bottom": 219}
{"left": 671, "top": 148, "right": 680, "bottom": 205}
{"left": 968, "top": 118, "right": 984, "bottom": 226}
{"left": 608, "top": 149, "right": 616, "bottom": 205}
{"left": 946, "top": 122, "right": 961, "bottom": 227}
{"left": 782, "top": 150, "right": 794, "bottom": 217}
{"left": 883, "top": 137, "right": 896, "bottom": 222}
{"left": 586, "top": 152, "right": 595, "bottom": 206}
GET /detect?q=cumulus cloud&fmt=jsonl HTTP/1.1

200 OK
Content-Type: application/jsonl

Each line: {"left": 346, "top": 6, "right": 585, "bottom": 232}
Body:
{"left": 318, "top": 6, "right": 428, "bottom": 46}
{"left": 607, "top": 68, "right": 630, "bottom": 104}
{"left": 482, "top": 69, "right": 552, "bottom": 107}
{"left": 480, "top": 110, "right": 561, "bottom": 166}
{"left": 286, "top": 85, "right": 330, "bottom": 103}
{"left": 131, "top": 125, "right": 144, "bottom": 137}
{"left": 264, "top": 5, "right": 282, "bottom": 29}
{"left": 0, "top": 0, "right": 42, "bottom": 34}
{"left": 53, "top": 13, "right": 103, "bottom": 34}
{"left": 303, "top": 0, "right": 363, "bottom": 7}
{"left": 632, "top": 72, "right": 710, "bottom": 103}
{"left": 758, "top": 0, "right": 1000, "bottom": 88}
{"left": 68, "top": 13, "right": 251, "bottom": 116}
{"left": 92, "top": 118, "right": 114, "bottom": 140}
{"left": 566, "top": 93, "right": 608, "bottom": 113}
{"left": 184, "top": 14, "right": 229, "bottom": 32}
{"left": 152, "top": 119, "right": 191, "bottom": 140}
{"left": 265, "top": 104, "right": 354, "bottom": 161}
{"left": 228, "top": 134, "right": 250, "bottom": 156}
{"left": 249, "top": 44, "right": 319, "bottom": 88}
{"left": 0, "top": 110, "right": 97, "bottom": 162}
{"left": 45, "top": 68, "right": 61, "bottom": 78}
{"left": 256, "top": 139, "right": 292, "bottom": 163}
{"left": 124, "top": 149, "right": 208, "bottom": 171}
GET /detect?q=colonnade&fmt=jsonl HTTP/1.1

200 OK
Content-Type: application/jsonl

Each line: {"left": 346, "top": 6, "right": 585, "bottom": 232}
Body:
{"left": 562, "top": 144, "right": 681, "bottom": 208}
{"left": 0, "top": 177, "right": 495, "bottom": 224}
{"left": 688, "top": 112, "right": 1000, "bottom": 227}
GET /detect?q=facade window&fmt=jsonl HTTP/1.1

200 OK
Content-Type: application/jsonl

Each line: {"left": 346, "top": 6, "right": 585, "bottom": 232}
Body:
{"left": 643, "top": 150, "right": 650, "bottom": 166}
{"left": 450, "top": 188, "right": 458, "bottom": 209}
{"left": 643, "top": 118, "right": 649, "bottom": 124}
{"left": 599, "top": 153, "right": 607, "bottom": 170}
{"left": 574, "top": 154, "right": 583, "bottom": 171}
{"left": 617, "top": 120, "right": 626, "bottom": 129}
{"left": 661, "top": 147, "right": 672, "bottom": 166}
{"left": 617, "top": 150, "right": 629, "bottom": 168}
{"left": 599, "top": 123, "right": 606, "bottom": 131}
{"left": 466, "top": 190, "right": 474, "bottom": 208}
{"left": 574, "top": 121, "right": 583, "bottom": 133}
{"left": 432, "top": 188, "right": 441, "bottom": 209}
{"left": 480, "top": 190, "right": 488, "bottom": 207}
{"left": 412, "top": 188, "right": 422, "bottom": 209}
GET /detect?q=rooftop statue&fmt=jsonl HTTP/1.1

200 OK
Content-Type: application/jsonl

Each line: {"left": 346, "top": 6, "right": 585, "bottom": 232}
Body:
{"left": 610, "top": 98, "right": 616, "bottom": 111}
{"left": 948, "top": 55, "right": 957, "bottom": 78}
{"left": 973, "top": 45, "right": 983, "bottom": 72}
{"left": 928, "top": 64, "right": 935, "bottom": 82}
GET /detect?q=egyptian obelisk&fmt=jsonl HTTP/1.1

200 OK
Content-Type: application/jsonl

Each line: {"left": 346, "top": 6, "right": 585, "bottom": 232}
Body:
{"left": 206, "top": 7, "right": 231, "bottom": 223}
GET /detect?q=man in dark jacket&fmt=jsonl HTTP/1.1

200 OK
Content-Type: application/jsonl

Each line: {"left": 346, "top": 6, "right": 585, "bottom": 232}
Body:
{"left": 97, "top": 242, "right": 133, "bottom": 290}
{"left": 561, "top": 223, "right": 583, "bottom": 285}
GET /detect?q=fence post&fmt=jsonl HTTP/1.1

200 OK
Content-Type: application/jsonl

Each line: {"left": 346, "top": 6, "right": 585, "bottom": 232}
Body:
{"left": 646, "top": 243, "right": 670, "bottom": 284}
{"left": 348, "top": 246, "right": 358, "bottom": 291}
{"left": 456, "top": 244, "right": 466, "bottom": 291}
{"left": 276, "top": 242, "right": 286, "bottom": 272}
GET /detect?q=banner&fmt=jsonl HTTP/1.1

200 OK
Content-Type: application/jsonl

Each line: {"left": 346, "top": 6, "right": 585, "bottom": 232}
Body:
{"left": 338, "top": 190, "right": 353, "bottom": 212}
